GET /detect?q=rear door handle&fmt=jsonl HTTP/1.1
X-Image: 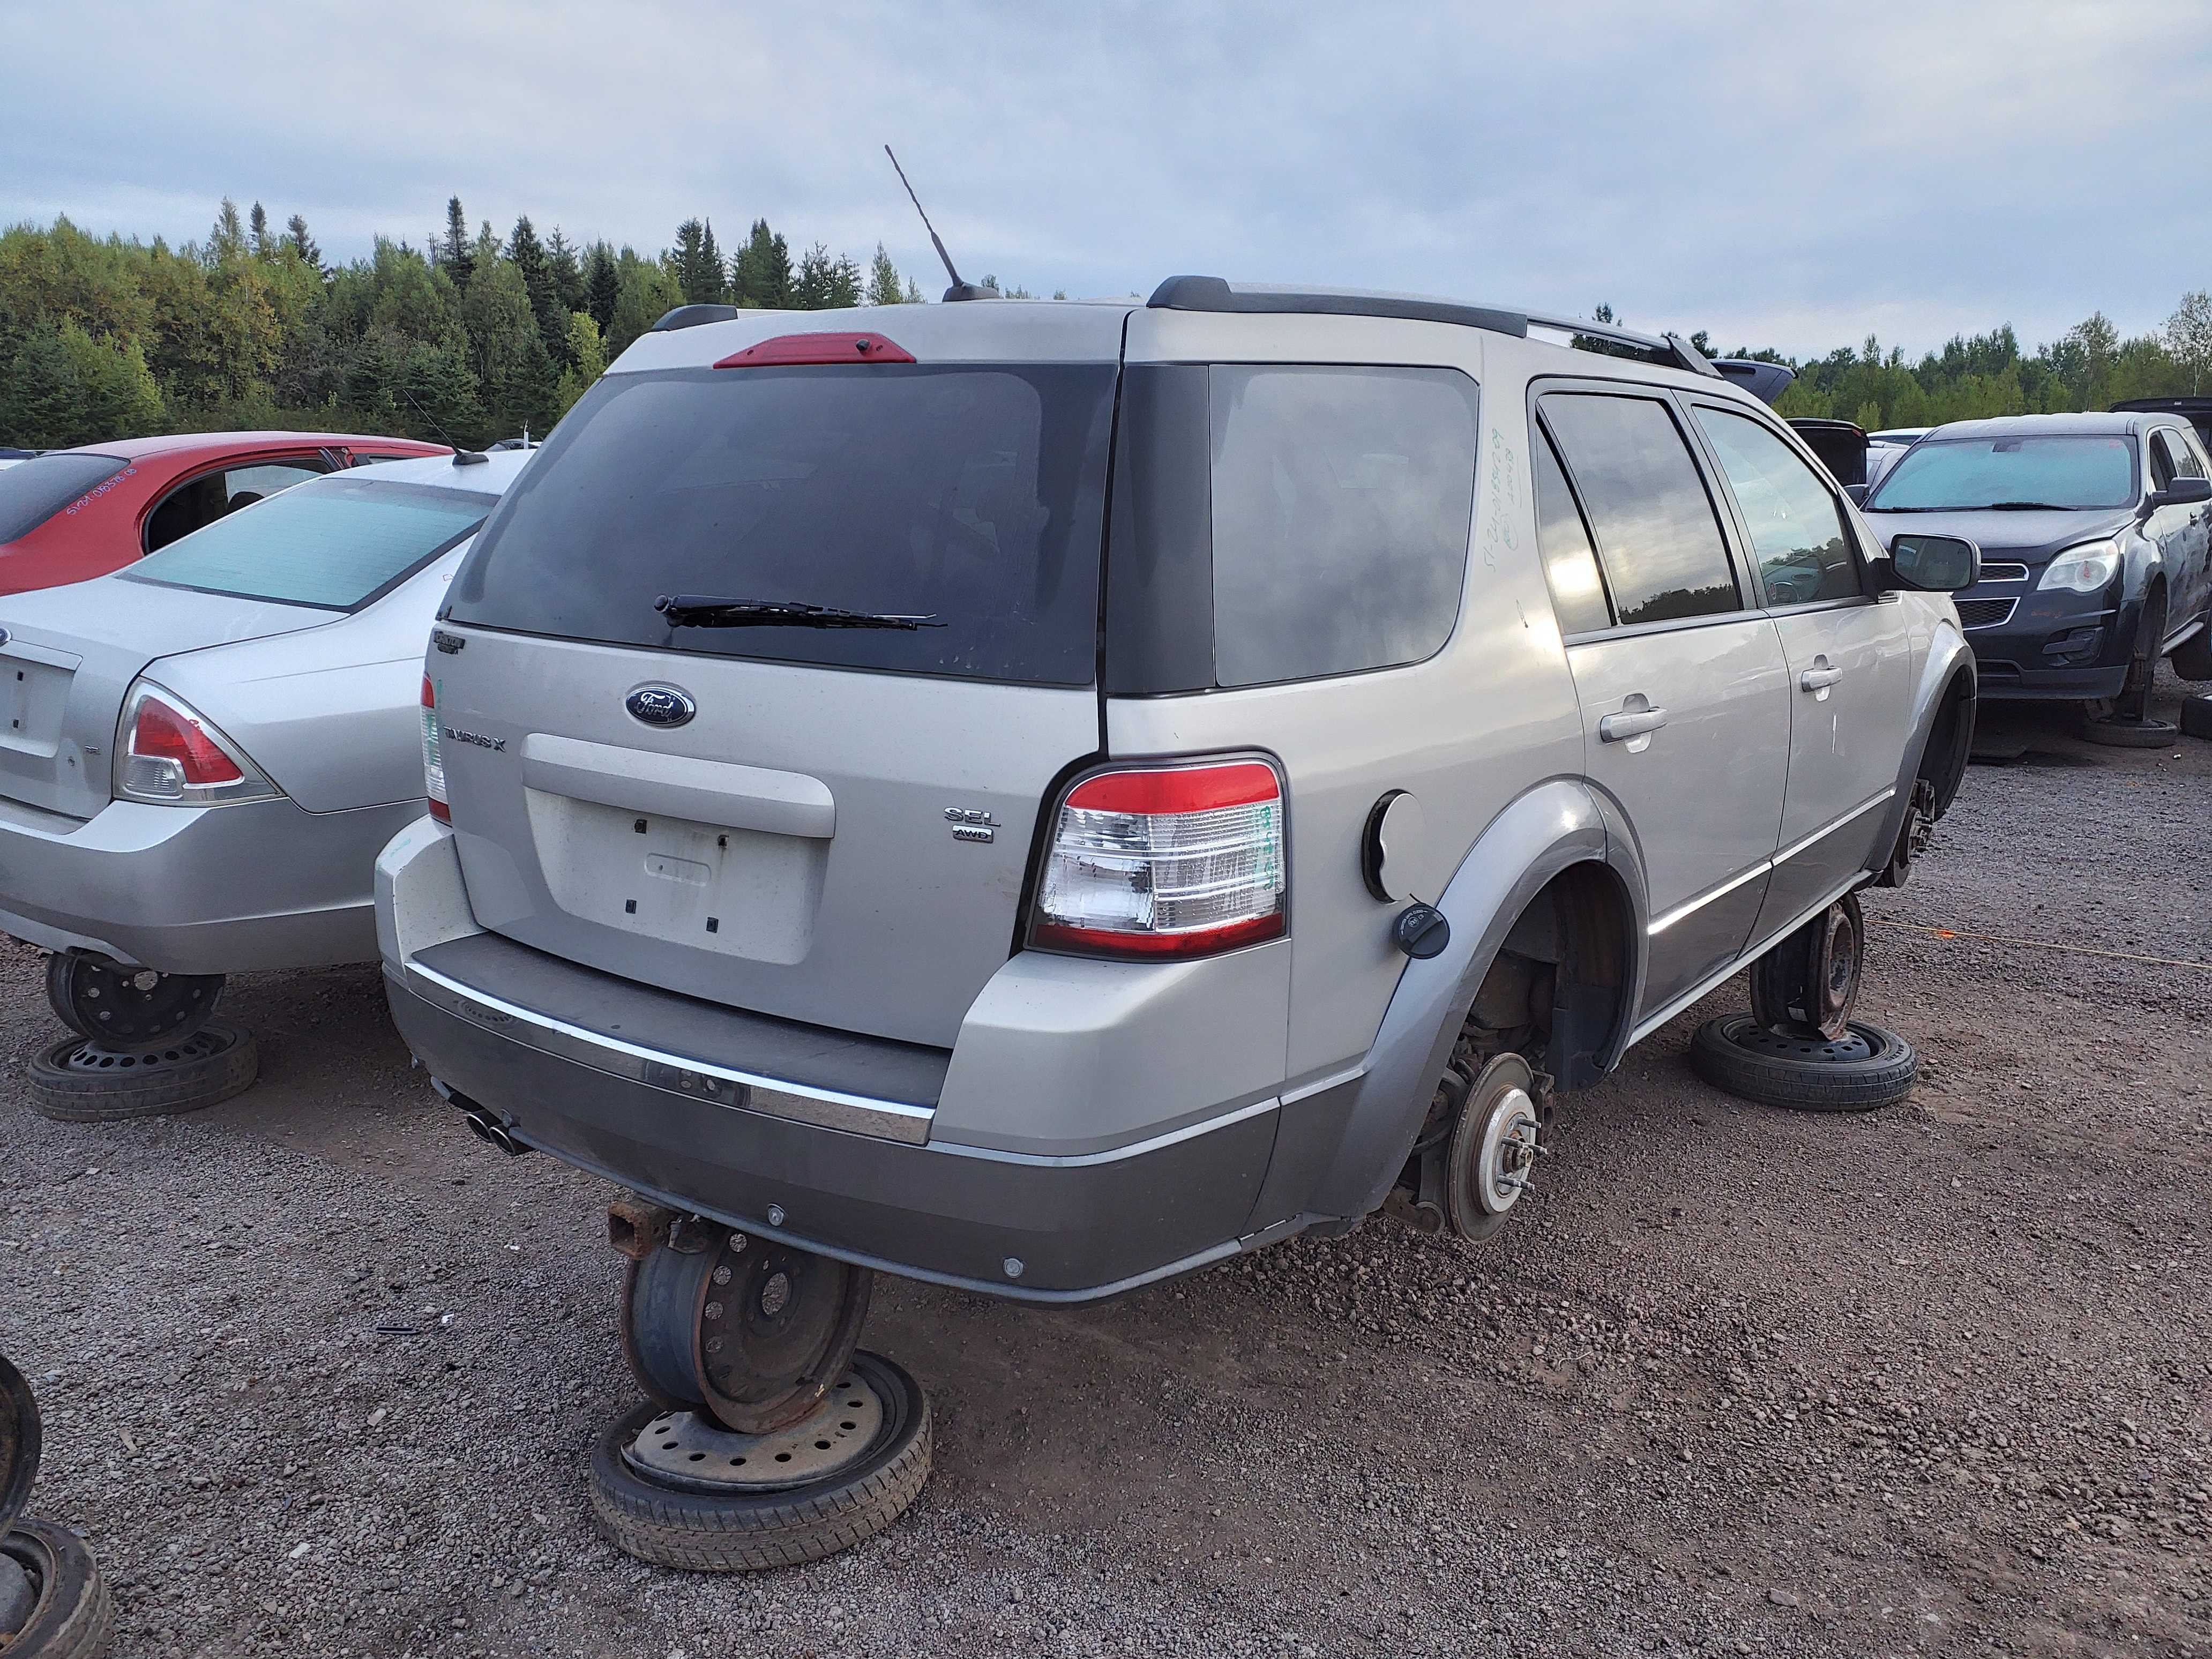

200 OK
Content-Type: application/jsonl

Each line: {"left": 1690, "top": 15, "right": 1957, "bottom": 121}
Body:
{"left": 1597, "top": 707, "right": 1668, "bottom": 743}
{"left": 1799, "top": 667, "right": 1843, "bottom": 691}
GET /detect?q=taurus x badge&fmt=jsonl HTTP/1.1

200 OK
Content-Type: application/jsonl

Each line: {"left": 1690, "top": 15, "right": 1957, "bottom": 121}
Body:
{"left": 625, "top": 685, "right": 697, "bottom": 728}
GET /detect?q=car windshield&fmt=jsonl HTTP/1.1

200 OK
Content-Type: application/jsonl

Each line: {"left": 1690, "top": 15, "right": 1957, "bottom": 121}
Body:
{"left": 0, "top": 453, "right": 131, "bottom": 543}
{"left": 122, "top": 475, "right": 489, "bottom": 610}
{"left": 444, "top": 363, "right": 1118, "bottom": 685}
{"left": 1866, "top": 434, "right": 2137, "bottom": 511}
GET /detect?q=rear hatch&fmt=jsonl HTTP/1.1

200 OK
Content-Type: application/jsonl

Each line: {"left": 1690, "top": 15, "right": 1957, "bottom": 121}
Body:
{"left": 0, "top": 578, "right": 331, "bottom": 820}
{"left": 436, "top": 318, "right": 1123, "bottom": 1049}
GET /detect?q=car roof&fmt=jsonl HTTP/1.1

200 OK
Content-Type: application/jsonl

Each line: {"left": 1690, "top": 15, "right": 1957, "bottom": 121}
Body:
{"left": 1923, "top": 412, "right": 2169, "bottom": 440}
{"left": 348, "top": 448, "right": 533, "bottom": 495}
{"left": 48, "top": 431, "right": 449, "bottom": 464}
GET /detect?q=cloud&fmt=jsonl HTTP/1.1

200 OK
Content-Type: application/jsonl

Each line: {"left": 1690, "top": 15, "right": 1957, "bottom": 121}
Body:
{"left": 3, "top": 0, "right": 2206, "bottom": 356}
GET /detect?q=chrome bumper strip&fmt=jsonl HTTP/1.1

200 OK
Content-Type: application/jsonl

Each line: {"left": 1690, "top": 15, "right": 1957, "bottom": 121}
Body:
{"left": 397, "top": 959, "right": 936, "bottom": 1146}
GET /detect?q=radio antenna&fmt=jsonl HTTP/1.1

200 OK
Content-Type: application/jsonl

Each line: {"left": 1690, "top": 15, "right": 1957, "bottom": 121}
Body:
{"left": 884, "top": 146, "right": 996, "bottom": 303}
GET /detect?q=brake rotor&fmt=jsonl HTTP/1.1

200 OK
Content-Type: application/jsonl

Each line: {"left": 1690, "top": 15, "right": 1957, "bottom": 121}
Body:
{"left": 1749, "top": 893, "right": 1863, "bottom": 1041}
{"left": 621, "top": 1229, "right": 873, "bottom": 1435}
{"left": 1444, "top": 1052, "right": 1541, "bottom": 1241}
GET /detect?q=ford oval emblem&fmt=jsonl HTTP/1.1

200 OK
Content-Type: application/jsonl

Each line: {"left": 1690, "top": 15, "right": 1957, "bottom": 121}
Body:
{"left": 0, "top": 628, "right": 10, "bottom": 646}
{"left": 626, "top": 685, "right": 697, "bottom": 728}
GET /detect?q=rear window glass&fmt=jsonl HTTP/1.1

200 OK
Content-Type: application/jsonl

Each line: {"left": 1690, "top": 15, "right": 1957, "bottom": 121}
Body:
{"left": 123, "top": 476, "right": 488, "bottom": 610}
{"left": 0, "top": 453, "right": 130, "bottom": 543}
{"left": 446, "top": 364, "right": 1118, "bottom": 686}
{"left": 1541, "top": 393, "right": 1740, "bottom": 626}
{"left": 1209, "top": 365, "right": 1478, "bottom": 685}
{"left": 1866, "top": 434, "right": 2137, "bottom": 511}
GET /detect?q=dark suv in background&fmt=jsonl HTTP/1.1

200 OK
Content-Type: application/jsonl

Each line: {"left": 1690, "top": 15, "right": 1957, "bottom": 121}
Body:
{"left": 1860, "top": 412, "right": 2212, "bottom": 729}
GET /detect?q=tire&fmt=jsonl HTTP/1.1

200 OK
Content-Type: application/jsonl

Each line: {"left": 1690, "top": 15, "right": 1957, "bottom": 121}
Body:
{"left": 0, "top": 1353, "right": 37, "bottom": 1542}
{"left": 0, "top": 1519, "right": 113, "bottom": 1659}
{"left": 43, "top": 954, "right": 223, "bottom": 1051}
{"left": 2079, "top": 716, "right": 2181, "bottom": 749}
{"left": 26, "top": 1023, "right": 258, "bottom": 1123}
{"left": 588, "top": 1350, "right": 932, "bottom": 1572}
{"left": 2182, "top": 693, "right": 2212, "bottom": 740}
{"left": 2171, "top": 623, "right": 2212, "bottom": 682}
{"left": 2112, "top": 585, "right": 2168, "bottom": 723}
{"left": 1690, "top": 1014, "right": 1918, "bottom": 1112}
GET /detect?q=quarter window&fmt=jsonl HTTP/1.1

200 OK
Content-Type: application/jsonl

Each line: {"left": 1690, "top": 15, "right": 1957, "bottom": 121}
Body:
{"left": 1209, "top": 365, "right": 1479, "bottom": 685}
{"left": 1540, "top": 393, "right": 1739, "bottom": 626}
{"left": 1693, "top": 407, "right": 1860, "bottom": 607}
{"left": 1531, "top": 430, "right": 1611, "bottom": 635}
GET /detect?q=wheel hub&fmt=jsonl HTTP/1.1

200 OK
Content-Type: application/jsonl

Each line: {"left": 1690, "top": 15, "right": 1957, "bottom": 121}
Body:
{"left": 620, "top": 1225, "right": 873, "bottom": 1435}
{"left": 1444, "top": 1053, "right": 1541, "bottom": 1240}
{"left": 623, "top": 1371, "right": 884, "bottom": 1493}
{"left": 1750, "top": 894, "right": 1863, "bottom": 1041}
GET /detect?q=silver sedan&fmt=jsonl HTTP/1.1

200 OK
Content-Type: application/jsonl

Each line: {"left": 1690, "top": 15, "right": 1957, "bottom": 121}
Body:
{"left": 0, "top": 449, "right": 528, "bottom": 1049}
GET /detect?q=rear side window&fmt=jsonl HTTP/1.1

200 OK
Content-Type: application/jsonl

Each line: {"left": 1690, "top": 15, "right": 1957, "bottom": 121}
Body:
{"left": 1541, "top": 393, "right": 1739, "bottom": 626}
{"left": 447, "top": 364, "right": 1117, "bottom": 686}
{"left": 1531, "top": 431, "right": 1611, "bottom": 634}
{"left": 1693, "top": 407, "right": 1860, "bottom": 606}
{"left": 1209, "top": 365, "right": 1478, "bottom": 686}
{"left": 145, "top": 459, "right": 328, "bottom": 552}
{"left": 123, "top": 476, "right": 488, "bottom": 610}
{"left": 0, "top": 454, "right": 130, "bottom": 543}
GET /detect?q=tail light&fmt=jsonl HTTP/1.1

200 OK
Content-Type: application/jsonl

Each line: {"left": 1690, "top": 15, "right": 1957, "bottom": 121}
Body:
{"left": 115, "top": 683, "right": 279, "bottom": 806}
{"left": 421, "top": 675, "right": 449, "bottom": 823}
{"left": 1030, "top": 759, "right": 1286, "bottom": 958}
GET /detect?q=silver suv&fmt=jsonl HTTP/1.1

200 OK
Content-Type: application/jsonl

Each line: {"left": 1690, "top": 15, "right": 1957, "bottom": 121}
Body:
{"left": 377, "top": 281, "right": 1979, "bottom": 1306}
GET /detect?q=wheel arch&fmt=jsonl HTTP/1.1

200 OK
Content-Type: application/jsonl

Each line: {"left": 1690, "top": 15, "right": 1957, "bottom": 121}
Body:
{"left": 1870, "top": 625, "right": 1977, "bottom": 873}
{"left": 1305, "top": 778, "right": 1645, "bottom": 1222}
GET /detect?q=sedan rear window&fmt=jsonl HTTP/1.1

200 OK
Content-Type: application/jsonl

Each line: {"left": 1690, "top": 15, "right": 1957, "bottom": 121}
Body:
{"left": 122, "top": 477, "right": 489, "bottom": 610}
{"left": 0, "top": 454, "right": 131, "bottom": 543}
{"left": 1867, "top": 435, "right": 2138, "bottom": 511}
{"left": 446, "top": 364, "right": 1118, "bottom": 685}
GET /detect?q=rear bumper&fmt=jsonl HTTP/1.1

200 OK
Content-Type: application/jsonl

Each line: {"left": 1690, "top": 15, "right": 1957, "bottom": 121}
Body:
{"left": 0, "top": 793, "right": 420, "bottom": 974}
{"left": 376, "top": 816, "right": 1315, "bottom": 1300}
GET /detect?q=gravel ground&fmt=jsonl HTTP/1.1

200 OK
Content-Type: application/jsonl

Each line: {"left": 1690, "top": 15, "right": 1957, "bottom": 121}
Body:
{"left": 2, "top": 677, "right": 2208, "bottom": 1659}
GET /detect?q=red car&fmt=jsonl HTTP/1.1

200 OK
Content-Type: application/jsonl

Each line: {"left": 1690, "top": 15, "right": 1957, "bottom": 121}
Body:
{"left": 0, "top": 431, "right": 449, "bottom": 595}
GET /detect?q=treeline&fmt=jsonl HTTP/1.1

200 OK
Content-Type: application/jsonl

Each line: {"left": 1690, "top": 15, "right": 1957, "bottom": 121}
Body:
{"left": 0, "top": 197, "right": 933, "bottom": 450}
{"left": 1734, "top": 298, "right": 2212, "bottom": 430}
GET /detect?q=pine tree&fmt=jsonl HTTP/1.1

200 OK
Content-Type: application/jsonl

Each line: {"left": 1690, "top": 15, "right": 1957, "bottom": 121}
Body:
{"left": 903, "top": 276, "right": 924, "bottom": 304}
{"left": 545, "top": 227, "right": 585, "bottom": 314}
{"left": 461, "top": 256, "right": 557, "bottom": 440}
{"left": 441, "top": 197, "right": 473, "bottom": 288}
{"left": 582, "top": 242, "right": 620, "bottom": 336}
{"left": 509, "top": 215, "right": 569, "bottom": 366}
{"left": 794, "top": 243, "right": 834, "bottom": 310}
{"left": 553, "top": 310, "right": 608, "bottom": 417}
{"left": 208, "top": 199, "right": 248, "bottom": 263}
{"left": 249, "top": 201, "right": 272, "bottom": 258}
{"left": 866, "top": 243, "right": 905, "bottom": 306}
{"left": 285, "top": 214, "right": 322, "bottom": 271}
{"left": 674, "top": 219, "right": 723, "bottom": 305}
{"left": 734, "top": 220, "right": 790, "bottom": 309}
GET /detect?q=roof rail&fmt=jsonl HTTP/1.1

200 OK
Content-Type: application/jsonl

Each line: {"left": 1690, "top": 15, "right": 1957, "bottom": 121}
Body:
{"left": 648, "top": 303, "right": 741, "bottom": 333}
{"left": 1524, "top": 312, "right": 1720, "bottom": 379}
{"left": 1147, "top": 277, "right": 1719, "bottom": 378}
{"left": 1147, "top": 276, "right": 1527, "bottom": 339}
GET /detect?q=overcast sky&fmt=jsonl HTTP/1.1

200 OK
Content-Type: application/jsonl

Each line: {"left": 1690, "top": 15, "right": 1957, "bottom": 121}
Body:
{"left": 4, "top": 1, "right": 2206, "bottom": 360}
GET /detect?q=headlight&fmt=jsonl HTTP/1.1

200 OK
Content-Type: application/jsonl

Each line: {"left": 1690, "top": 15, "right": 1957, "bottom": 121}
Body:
{"left": 2038, "top": 539, "right": 2122, "bottom": 594}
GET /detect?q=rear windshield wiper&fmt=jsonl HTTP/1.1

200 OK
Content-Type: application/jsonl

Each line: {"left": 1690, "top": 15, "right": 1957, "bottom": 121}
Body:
{"left": 655, "top": 594, "right": 947, "bottom": 631}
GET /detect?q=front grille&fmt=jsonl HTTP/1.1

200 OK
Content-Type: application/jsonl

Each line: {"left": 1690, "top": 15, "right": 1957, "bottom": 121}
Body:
{"left": 1956, "top": 598, "right": 2017, "bottom": 629}
{"left": 1978, "top": 562, "right": 2030, "bottom": 583}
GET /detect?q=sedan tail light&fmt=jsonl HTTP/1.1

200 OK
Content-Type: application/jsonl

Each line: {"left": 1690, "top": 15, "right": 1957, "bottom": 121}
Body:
{"left": 421, "top": 675, "right": 449, "bottom": 823}
{"left": 116, "top": 683, "right": 279, "bottom": 806}
{"left": 1030, "top": 759, "right": 1286, "bottom": 958}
